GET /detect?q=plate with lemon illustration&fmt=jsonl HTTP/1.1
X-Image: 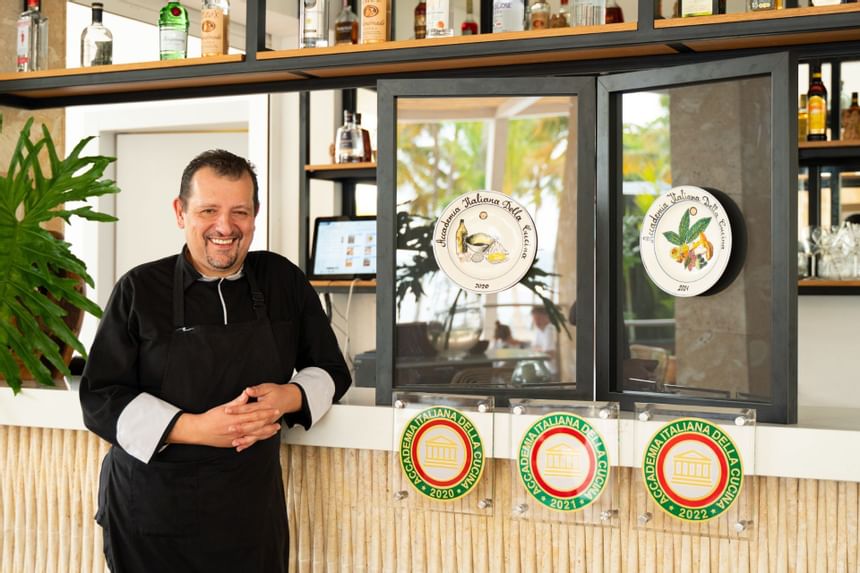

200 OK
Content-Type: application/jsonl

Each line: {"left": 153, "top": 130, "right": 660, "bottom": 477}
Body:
{"left": 639, "top": 186, "right": 733, "bottom": 298}
{"left": 433, "top": 190, "right": 538, "bottom": 294}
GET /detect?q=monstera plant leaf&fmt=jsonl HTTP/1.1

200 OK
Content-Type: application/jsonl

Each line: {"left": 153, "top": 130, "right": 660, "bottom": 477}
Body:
{"left": 0, "top": 118, "right": 119, "bottom": 393}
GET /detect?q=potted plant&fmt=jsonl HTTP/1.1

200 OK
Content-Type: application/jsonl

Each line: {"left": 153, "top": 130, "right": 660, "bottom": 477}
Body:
{"left": 0, "top": 117, "right": 119, "bottom": 394}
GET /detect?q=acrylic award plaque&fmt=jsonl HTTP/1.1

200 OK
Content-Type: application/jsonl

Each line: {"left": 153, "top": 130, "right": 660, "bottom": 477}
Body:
{"left": 509, "top": 399, "right": 620, "bottom": 526}
{"left": 432, "top": 190, "right": 538, "bottom": 294}
{"left": 391, "top": 392, "right": 495, "bottom": 515}
{"left": 634, "top": 403, "right": 757, "bottom": 539}
{"left": 639, "top": 185, "right": 733, "bottom": 297}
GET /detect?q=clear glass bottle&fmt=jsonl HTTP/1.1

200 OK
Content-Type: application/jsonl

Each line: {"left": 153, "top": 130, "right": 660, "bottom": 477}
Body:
{"left": 335, "top": 0, "right": 359, "bottom": 44}
{"left": 301, "top": 0, "right": 330, "bottom": 48}
{"left": 16, "top": 0, "right": 49, "bottom": 72}
{"left": 159, "top": 2, "right": 189, "bottom": 60}
{"left": 551, "top": 0, "right": 571, "bottom": 27}
{"left": 81, "top": 2, "right": 112, "bottom": 67}
{"left": 360, "top": 0, "right": 390, "bottom": 43}
{"left": 201, "top": 0, "right": 230, "bottom": 56}
{"left": 335, "top": 111, "right": 366, "bottom": 163}
{"left": 492, "top": 0, "right": 525, "bottom": 32}
{"left": 427, "top": 0, "right": 453, "bottom": 37}
{"left": 461, "top": 0, "right": 479, "bottom": 34}
{"left": 414, "top": 0, "right": 427, "bottom": 38}
{"left": 527, "top": 0, "right": 550, "bottom": 28}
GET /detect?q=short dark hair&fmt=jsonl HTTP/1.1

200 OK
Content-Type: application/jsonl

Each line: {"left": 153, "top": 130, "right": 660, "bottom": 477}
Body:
{"left": 178, "top": 149, "right": 259, "bottom": 211}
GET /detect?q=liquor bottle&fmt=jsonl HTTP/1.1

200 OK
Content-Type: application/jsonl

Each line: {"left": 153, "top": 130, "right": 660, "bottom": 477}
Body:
{"left": 414, "top": 0, "right": 427, "bottom": 38}
{"left": 201, "top": 0, "right": 230, "bottom": 56}
{"left": 680, "top": 0, "right": 723, "bottom": 16}
{"left": 356, "top": 113, "right": 373, "bottom": 162}
{"left": 335, "top": 0, "right": 359, "bottom": 44}
{"left": 301, "top": 0, "right": 329, "bottom": 48}
{"left": 749, "top": 0, "right": 774, "bottom": 10}
{"left": 573, "top": 0, "right": 605, "bottom": 25}
{"left": 335, "top": 111, "right": 366, "bottom": 163}
{"left": 159, "top": 2, "right": 189, "bottom": 60}
{"left": 493, "top": 0, "right": 525, "bottom": 32}
{"left": 807, "top": 65, "right": 828, "bottom": 141}
{"left": 841, "top": 91, "right": 860, "bottom": 141}
{"left": 81, "top": 2, "right": 112, "bottom": 67}
{"left": 797, "top": 94, "right": 808, "bottom": 144}
{"left": 427, "top": 0, "right": 453, "bottom": 37}
{"left": 605, "top": 0, "right": 624, "bottom": 22}
{"left": 461, "top": 0, "right": 479, "bottom": 34}
{"left": 527, "top": 0, "right": 550, "bottom": 29}
{"left": 550, "top": 0, "right": 571, "bottom": 26}
{"left": 16, "top": 0, "right": 49, "bottom": 72}
{"left": 360, "top": 0, "right": 389, "bottom": 43}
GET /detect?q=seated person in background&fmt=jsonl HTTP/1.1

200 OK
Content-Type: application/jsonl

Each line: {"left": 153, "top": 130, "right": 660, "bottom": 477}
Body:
{"left": 492, "top": 321, "right": 526, "bottom": 349}
{"left": 530, "top": 305, "right": 558, "bottom": 375}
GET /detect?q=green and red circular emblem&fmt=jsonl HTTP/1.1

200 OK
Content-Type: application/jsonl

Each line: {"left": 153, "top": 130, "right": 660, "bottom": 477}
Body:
{"left": 642, "top": 418, "right": 743, "bottom": 522}
{"left": 517, "top": 412, "right": 610, "bottom": 511}
{"left": 399, "top": 406, "right": 485, "bottom": 501}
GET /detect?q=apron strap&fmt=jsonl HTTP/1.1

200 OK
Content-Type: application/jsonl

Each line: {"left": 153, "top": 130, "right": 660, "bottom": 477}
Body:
{"left": 172, "top": 253, "right": 268, "bottom": 328}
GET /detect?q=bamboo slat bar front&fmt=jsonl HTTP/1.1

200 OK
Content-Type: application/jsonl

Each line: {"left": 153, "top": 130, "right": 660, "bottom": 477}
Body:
{"left": 1, "top": 428, "right": 859, "bottom": 573}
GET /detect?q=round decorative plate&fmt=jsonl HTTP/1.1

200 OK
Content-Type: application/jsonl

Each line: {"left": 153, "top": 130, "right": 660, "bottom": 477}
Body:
{"left": 639, "top": 186, "right": 733, "bottom": 297}
{"left": 432, "top": 190, "right": 538, "bottom": 294}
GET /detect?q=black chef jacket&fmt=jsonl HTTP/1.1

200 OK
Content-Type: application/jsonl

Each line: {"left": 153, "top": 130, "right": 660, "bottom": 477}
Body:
{"left": 80, "top": 248, "right": 352, "bottom": 463}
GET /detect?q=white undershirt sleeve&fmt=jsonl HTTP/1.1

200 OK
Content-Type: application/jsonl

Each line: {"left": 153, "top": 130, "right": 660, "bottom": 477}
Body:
{"left": 290, "top": 366, "right": 336, "bottom": 426}
{"left": 116, "top": 393, "right": 181, "bottom": 463}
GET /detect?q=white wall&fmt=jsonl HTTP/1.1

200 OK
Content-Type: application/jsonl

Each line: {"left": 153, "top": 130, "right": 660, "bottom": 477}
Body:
{"left": 798, "top": 296, "right": 860, "bottom": 408}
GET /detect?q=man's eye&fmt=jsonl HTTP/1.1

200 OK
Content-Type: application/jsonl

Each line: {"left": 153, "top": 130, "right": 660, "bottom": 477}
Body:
{"left": 202, "top": 209, "right": 216, "bottom": 214}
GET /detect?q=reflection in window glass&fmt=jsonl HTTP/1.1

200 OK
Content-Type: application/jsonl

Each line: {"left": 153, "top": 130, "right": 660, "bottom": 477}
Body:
{"left": 394, "top": 96, "right": 577, "bottom": 393}
{"left": 620, "top": 78, "right": 772, "bottom": 403}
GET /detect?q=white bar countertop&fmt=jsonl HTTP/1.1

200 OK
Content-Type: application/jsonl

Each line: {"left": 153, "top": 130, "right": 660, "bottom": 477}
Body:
{"left": 3, "top": 385, "right": 860, "bottom": 483}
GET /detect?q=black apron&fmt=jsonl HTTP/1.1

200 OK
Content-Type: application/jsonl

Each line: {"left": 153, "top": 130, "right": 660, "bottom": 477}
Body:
{"left": 97, "top": 257, "right": 291, "bottom": 573}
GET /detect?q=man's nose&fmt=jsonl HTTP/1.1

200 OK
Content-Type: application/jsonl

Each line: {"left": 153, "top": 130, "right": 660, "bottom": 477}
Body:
{"left": 214, "top": 212, "right": 233, "bottom": 234}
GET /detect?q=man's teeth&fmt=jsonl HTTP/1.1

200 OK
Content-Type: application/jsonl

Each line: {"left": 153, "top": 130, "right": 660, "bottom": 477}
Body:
{"left": 210, "top": 238, "right": 235, "bottom": 245}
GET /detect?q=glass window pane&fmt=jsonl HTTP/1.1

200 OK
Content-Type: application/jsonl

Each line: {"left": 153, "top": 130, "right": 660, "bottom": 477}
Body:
{"left": 394, "top": 96, "right": 578, "bottom": 392}
{"left": 619, "top": 76, "right": 772, "bottom": 403}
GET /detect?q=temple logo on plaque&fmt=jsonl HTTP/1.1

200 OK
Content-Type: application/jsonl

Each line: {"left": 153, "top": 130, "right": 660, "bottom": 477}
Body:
{"left": 642, "top": 418, "right": 743, "bottom": 522}
{"left": 639, "top": 185, "right": 733, "bottom": 297}
{"left": 517, "top": 413, "right": 610, "bottom": 512}
{"left": 399, "top": 406, "right": 485, "bottom": 500}
{"left": 433, "top": 190, "right": 538, "bottom": 294}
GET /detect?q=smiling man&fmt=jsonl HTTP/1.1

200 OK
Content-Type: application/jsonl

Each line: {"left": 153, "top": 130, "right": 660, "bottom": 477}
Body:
{"left": 80, "top": 149, "right": 351, "bottom": 573}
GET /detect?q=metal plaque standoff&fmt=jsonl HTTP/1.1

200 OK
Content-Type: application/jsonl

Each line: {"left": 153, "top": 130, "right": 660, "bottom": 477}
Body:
{"left": 509, "top": 399, "right": 620, "bottom": 526}
{"left": 391, "top": 392, "right": 495, "bottom": 515}
{"left": 634, "top": 403, "right": 757, "bottom": 539}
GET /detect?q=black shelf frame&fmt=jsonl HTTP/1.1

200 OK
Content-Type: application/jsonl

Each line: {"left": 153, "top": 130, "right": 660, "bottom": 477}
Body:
{"left": 2, "top": 2, "right": 860, "bottom": 108}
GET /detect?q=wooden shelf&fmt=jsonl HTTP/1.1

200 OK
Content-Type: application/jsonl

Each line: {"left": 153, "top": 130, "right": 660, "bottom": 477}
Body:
{"left": 2, "top": 8, "right": 860, "bottom": 108}
{"left": 305, "top": 163, "right": 377, "bottom": 183}
{"left": 799, "top": 279, "right": 860, "bottom": 295}
{"left": 799, "top": 141, "right": 860, "bottom": 165}
{"left": 310, "top": 279, "right": 376, "bottom": 293}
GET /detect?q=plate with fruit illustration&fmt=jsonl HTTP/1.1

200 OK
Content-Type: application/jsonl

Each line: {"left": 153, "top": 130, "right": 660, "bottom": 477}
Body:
{"left": 433, "top": 190, "right": 537, "bottom": 294}
{"left": 639, "top": 186, "right": 733, "bottom": 297}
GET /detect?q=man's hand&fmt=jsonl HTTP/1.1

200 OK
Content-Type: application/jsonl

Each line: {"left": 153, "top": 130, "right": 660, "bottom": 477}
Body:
{"left": 224, "top": 383, "right": 303, "bottom": 452}
{"left": 167, "top": 390, "right": 281, "bottom": 450}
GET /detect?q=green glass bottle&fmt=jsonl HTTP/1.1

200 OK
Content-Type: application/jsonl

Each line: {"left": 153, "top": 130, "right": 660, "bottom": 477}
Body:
{"left": 159, "top": 1, "right": 189, "bottom": 60}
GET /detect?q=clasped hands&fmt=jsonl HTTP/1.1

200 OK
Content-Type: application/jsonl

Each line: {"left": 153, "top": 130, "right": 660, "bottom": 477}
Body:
{"left": 168, "top": 383, "right": 302, "bottom": 453}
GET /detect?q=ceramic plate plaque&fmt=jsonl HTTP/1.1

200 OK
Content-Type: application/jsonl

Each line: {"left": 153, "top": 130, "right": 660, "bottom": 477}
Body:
{"left": 433, "top": 190, "right": 538, "bottom": 294}
{"left": 639, "top": 186, "right": 733, "bottom": 297}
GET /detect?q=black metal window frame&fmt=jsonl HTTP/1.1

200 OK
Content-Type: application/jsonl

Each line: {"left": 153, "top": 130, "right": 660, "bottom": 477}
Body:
{"left": 594, "top": 51, "right": 798, "bottom": 424}
{"left": 376, "top": 77, "right": 597, "bottom": 406}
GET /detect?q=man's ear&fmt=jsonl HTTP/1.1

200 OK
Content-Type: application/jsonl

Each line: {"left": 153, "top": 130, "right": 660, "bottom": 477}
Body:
{"left": 173, "top": 197, "right": 186, "bottom": 229}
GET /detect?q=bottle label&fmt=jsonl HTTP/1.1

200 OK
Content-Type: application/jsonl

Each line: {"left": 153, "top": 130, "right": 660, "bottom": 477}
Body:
{"left": 681, "top": 0, "right": 712, "bottom": 16}
{"left": 160, "top": 29, "right": 187, "bottom": 54}
{"left": 427, "top": 0, "right": 451, "bottom": 36}
{"left": 16, "top": 18, "right": 31, "bottom": 69}
{"left": 303, "top": 0, "right": 326, "bottom": 41}
{"left": 335, "top": 21, "right": 356, "bottom": 44}
{"left": 493, "top": 0, "right": 525, "bottom": 33}
{"left": 361, "top": 0, "right": 388, "bottom": 43}
{"left": 529, "top": 8, "right": 549, "bottom": 29}
{"left": 201, "top": 8, "right": 228, "bottom": 56}
{"left": 415, "top": 13, "right": 427, "bottom": 39}
{"left": 808, "top": 95, "right": 827, "bottom": 134}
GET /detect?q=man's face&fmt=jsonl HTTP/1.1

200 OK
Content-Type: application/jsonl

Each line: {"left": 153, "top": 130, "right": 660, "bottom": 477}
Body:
{"left": 173, "top": 166, "right": 257, "bottom": 277}
{"left": 532, "top": 311, "right": 549, "bottom": 330}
